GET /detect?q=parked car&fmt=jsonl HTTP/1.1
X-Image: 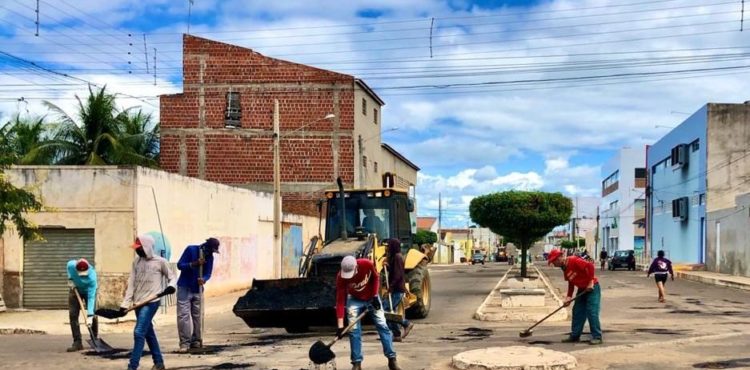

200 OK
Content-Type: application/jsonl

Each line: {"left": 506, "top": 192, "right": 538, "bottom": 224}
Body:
{"left": 609, "top": 249, "right": 635, "bottom": 270}
{"left": 471, "top": 252, "right": 485, "bottom": 265}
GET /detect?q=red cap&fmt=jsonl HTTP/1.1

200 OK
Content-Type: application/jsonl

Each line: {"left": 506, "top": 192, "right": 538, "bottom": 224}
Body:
{"left": 75, "top": 258, "right": 90, "bottom": 276}
{"left": 547, "top": 249, "right": 563, "bottom": 265}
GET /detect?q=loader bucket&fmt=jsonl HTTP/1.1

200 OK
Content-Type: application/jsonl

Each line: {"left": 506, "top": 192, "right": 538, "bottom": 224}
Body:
{"left": 233, "top": 277, "right": 338, "bottom": 329}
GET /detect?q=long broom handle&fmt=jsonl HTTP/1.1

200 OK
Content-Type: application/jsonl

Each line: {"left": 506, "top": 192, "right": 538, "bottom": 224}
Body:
{"left": 525, "top": 291, "right": 588, "bottom": 332}
{"left": 199, "top": 248, "right": 205, "bottom": 339}
{"left": 326, "top": 310, "right": 369, "bottom": 347}
{"left": 73, "top": 288, "right": 92, "bottom": 331}
{"left": 384, "top": 264, "right": 394, "bottom": 312}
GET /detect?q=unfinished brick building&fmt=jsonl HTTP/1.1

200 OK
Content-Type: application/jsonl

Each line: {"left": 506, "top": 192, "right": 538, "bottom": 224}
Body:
{"left": 160, "top": 35, "right": 418, "bottom": 216}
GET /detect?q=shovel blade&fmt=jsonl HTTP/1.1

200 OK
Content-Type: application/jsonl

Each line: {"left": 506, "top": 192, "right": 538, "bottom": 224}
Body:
{"left": 519, "top": 330, "right": 533, "bottom": 338}
{"left": 309, "top": 340, "right": 335, "bottom": 365}
{"left": 384, "top": 312, "right": 403, "bottom": 323}
{"left": 86, "top": 337, "right": 115, "bottom": 353}
{"left": 95, "top": 308, "right": 125, "bottom": 320}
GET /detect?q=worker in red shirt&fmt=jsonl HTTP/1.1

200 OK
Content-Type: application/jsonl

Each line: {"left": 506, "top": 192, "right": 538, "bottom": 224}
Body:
{"left": 547, "top": 249, "right": 603, "bottom": 345}
{"left": 336, "top": 256, "right": 401, "bottom": 370}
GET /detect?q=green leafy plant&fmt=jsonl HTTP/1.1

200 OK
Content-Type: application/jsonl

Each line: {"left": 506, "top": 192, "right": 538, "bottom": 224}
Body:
{"left": 470, "top": 191, "right": 572, "bottom": 277}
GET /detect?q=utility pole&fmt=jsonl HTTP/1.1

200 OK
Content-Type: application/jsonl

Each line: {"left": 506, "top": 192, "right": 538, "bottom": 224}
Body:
{"left": 438, "top": 192, "right": 442, "bottom": 241}
{"left": 273, "top": 100, "right": 281, "bottom": 242}
{"left": 573, "top": 196, "right": 581, "bottom": 251}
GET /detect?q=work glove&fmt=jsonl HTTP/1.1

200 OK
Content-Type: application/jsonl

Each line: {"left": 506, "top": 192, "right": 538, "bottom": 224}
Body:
{"left": 162, "top": 286, "right": 176, "bottom": 295}
{"left": 336, "top": 327, "right": 345, "bottom": 339}
{"left": 369, "top": 297, "right": 382, "bottom": 311}
{"left": 67, "top": 280, "right": 75, "bottom": 289}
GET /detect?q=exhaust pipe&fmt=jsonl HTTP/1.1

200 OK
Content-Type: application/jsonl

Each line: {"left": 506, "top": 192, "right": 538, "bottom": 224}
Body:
{"left": 336, "top": 177, "right": 348, "bottom": 240}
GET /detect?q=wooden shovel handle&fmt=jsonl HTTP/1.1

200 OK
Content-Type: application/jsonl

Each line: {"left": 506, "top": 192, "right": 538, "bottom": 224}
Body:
{"left": 124, "top": 292, "right": 165, "bottom": 313}
{"left": 327, "top": 310, "right": 369, "bottom": 347}
{"left": 72, "top": 288, "right": 90, "bottom": 326}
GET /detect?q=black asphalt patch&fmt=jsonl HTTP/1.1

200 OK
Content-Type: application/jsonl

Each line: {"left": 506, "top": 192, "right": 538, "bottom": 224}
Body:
{"left": 212, "top": 363, "right": 255, "bottom": 369}
{"left": 631, "top": 306, "right": 660, "bottom": 310}
{"left": 722, "top": 299, "right": 744, "bottom": 304}
{"left": 693, "top": 358, "right": 750, "bottom": 369}
{"left": 83, "top": 349, "right": 148, "bottom": 360}
{"left": 669, "top": 309, "right": 703, "bottom": 314}
{"left": 461, "top": 327, "right": 492, "bottom": 339}
{"left": 528, "top": 340, "right": 552, "bottom": 345}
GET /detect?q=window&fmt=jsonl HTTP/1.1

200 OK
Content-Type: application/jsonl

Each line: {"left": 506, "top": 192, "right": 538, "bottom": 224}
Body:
{"left": 635, "top": 168, "right": 646, "bottom": 178}
{"left": 362, "top": 155, "right": 367, "bottom": 168}
{"left": 374, "top": 161, "right": 378, "bottom": 173}
{"left": 692, "top": 140, "right": 700, "bottom": 152}
{"left": 609, "top": 200, "right": 619, "bottom": 210}
{"left": 225, "top": 92, "right": 242, "bottom": 128}
{"left": 603, "top": 170, "right": 619, "bottom": 189}
{"left": 373, "top": 108, "right": 378, "bottom": 124}
{"left": 362, "top": 98, "right": 367, "bottom": 115}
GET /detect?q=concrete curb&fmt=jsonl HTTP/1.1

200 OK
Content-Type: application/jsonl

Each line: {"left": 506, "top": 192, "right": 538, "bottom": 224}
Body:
{"left": 533, "top": 265, "right": 565, "bottom": 307}
{"left": 473, "top": 266, "right": 515, "bottom": 320}
{"left": 676, "top": 271, "right": 750, "bottom": 291}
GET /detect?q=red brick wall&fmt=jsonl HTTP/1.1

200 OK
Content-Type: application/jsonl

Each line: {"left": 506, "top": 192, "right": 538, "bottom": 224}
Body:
{"left": 160, "top": 35, "right": 357, "bottom": 190}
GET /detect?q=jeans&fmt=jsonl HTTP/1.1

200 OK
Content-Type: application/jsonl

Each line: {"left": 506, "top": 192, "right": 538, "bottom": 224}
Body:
{"left": 129, "top": 302, "right": 163, "bottom": 370}
{"left": 570, "top": 283, "right": 602, "bottom": 340}
{"left": 346, "top": 296, "right": 396, "bottom": 364}
{"left": 177, "top": 286, "right": 202, "bottom": 347}
{"left": 382, "top": 292, "right": 411, "bottom": 337}
{"left": 68, "top": 289, "right": 97, "bottom": 343}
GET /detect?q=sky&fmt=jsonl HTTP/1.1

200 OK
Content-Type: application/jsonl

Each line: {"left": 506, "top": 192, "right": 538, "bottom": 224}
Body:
{"left": 1, "top": 0, "right": 749, "bottom": 227}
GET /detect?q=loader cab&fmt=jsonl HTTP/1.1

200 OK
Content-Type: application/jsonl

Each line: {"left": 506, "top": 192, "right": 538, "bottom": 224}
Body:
{"left": 324, "top": 189, "right": 413, "bottom": 246}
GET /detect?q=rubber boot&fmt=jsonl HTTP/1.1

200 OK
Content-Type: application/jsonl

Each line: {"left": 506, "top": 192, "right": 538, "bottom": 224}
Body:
{"left": 351, "top": 362, "right": 362, "bottom": 370}
{"left": 66, "top": 341, "right": 83, "bottom": 352}
{"left": 388, "top": 357, "right": 402, "bottom": 370}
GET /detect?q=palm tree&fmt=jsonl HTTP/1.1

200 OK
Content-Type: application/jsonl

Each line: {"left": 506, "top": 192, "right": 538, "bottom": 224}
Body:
{"left": 38, "top": 85, "right": 159, "bottom": 167}
{"left": 116, "top": 109, "right": 160, "bottom": 166}
{"left": 1, "top": 114, "right": 54, "bottom": 165}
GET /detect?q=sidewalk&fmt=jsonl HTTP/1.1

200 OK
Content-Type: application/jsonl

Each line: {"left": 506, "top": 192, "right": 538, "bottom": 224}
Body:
{"left": 0, "top": 289, "right": 245, "bottom": 336}
{"left": 676, "top": 270, "right": 750, "bottom": 291}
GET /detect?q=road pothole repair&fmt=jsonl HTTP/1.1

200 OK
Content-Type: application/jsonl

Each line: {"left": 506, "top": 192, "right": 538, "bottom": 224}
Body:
{"left": 693, "top": 358, "right": 750, "bottom": 369}
{"left": 634, "top": 328, "right": 690, "bottom": 335}
{"left": 212, "top": 363, "right": 255, "bottom": 369}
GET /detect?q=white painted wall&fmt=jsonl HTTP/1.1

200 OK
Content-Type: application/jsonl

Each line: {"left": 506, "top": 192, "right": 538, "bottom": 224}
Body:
{"left": 598, "top": 147, "right": 646, "bottom": 252}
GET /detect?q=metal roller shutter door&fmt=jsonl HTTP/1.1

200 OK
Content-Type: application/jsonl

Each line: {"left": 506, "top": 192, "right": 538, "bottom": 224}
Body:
{"left": 23, "top": 229, "right": 95, "bottom": 309}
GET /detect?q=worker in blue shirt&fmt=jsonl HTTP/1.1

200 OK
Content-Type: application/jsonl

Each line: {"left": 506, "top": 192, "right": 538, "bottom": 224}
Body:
{"left": 175, "top": 237, "right": 219, "bottom": 352}
{"left": 66, "top": 258, "right": 97, "bottom": 352}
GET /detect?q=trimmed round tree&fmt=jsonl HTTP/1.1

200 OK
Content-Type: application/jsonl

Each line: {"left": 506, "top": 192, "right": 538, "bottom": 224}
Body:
{"left": 470, "top": 191, "right": 572, "bottom": 277}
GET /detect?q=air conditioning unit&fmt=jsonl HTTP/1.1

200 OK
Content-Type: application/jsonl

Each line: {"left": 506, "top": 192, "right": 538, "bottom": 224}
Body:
{"left": 670, "top": 144, "right": 689, "bottom": 168}
{"left": 672, "top": 197, "right": 688, "bottom": 221}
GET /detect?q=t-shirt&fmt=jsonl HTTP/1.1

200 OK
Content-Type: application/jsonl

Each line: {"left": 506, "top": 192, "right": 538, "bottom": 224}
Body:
{"left": 335, "top": 258, "right": 379, "bottom": 319}
{"left": 564, "top": 256, "right": 598, "bottom": 297}
{"left": 648, "top": 257, "right": 674, "bottom": 275}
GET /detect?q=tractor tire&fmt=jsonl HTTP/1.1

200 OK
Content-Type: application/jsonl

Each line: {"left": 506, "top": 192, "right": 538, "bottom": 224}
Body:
{"left": 406, "top": 266, "right": 431, "bottom": 319}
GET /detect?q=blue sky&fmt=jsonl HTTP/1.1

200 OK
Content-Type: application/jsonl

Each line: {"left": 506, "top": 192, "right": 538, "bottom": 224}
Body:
{"left": 1, "top": 0, "right": 749, "bottom": 227}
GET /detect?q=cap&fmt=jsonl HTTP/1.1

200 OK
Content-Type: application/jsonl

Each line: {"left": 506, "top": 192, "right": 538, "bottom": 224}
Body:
{"left": 131, "top": 237, "right": 143, "bottom": 249}
{"left": 547, "top": 249, "right": 563, "bottom": 265}
{"left": 340, "top": 256, "right": 357, "bottom": 279}
{"left": 76, "top": 258, "right": 90, "bottom": 276}
{"left": 204, "top": 237, "right": 220, "bottom": 254}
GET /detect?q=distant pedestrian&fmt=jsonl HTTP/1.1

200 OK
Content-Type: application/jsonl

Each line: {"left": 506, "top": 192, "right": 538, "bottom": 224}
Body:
{"left": 647, "top": 250, "right": 674, "bottom": 303}
{"left": 66, "top": 258, "right": 98, "bottom": 352}
{"left": 599, "top": 249, "right": 608, "bottom": 271}
{"left": 176, "top": 237, "right": 220, "bottom": 352}
{"left": 336, "top": 256, "right": 401, "bottom": 370}
{"left": 382, "top": 239, "right": 414, "bottom": 342}
{"left": 627, "top": 250, "right": 636, "bottom": 271}
{"left": 547, "top": 249, "right": 603, "bottom": 345}
{"left": 120, "top": 235, "right": 177, "bottom": 370}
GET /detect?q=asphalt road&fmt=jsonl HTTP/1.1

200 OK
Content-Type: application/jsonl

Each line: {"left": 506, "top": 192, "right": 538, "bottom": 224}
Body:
{"left": 3, "top": 262, "right": 750, "bottom": 370}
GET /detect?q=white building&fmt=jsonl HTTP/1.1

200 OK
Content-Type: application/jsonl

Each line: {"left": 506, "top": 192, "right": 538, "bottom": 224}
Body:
{"left": 598, "top": 147, "right": 647, "bottom": 255}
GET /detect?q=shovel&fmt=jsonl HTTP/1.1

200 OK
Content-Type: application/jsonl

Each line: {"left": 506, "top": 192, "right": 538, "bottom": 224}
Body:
{"left": 95, "top": 292, "right": 168, "bottom": 319}
{"left": 519, "top": 291, "right": 588, "bottom": 338}
{"left": 73, "top": 288, "right": 114, "bottom": 353}
{"left": 309, "top": 310, "right": 368, "bottom": 364}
